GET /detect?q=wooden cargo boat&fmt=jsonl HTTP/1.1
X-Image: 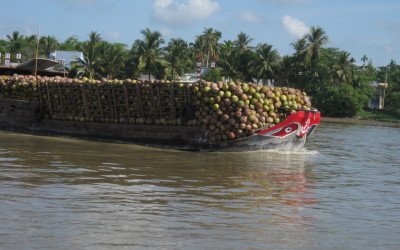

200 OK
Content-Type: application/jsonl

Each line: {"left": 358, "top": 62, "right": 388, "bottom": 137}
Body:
{"left": 0, "top": 97, "right": 320, "bottom": 152}
{"left": 0, "top": 77, "right": 320, "bottom": 152}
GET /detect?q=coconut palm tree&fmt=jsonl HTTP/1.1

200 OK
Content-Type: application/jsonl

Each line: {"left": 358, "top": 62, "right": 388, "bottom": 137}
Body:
{"left": 61, "top": 36, "right": 81, "bottom": 51}
{"left": 98, "top": 42, "right": 127, "bottom": 79}
{"left": 40, "top": 35, "right": 60, "bottom": 57}
{"left": 126, "top": 45, "right": 141, "bottom": 79}
{"left": 219, "top": 40, "right": 235, "bottom": 57}
{"left": 276, "top": 56, "right": 295, "bottom": 86}
{"left": 6, "top": 31, "right": 24, "bottom": 53}
{"left": 235, "top": 32, "right": 253, "bottom": 52}
{"left": 133, "top": 28, "right": 165, "bottom": 80}
{"left": 219, "top": 40, "right": 241, "bottom": 81}
{"left": 164, "top": 38, "right": 191, "bottom": 80}
{"left": 189, "top": 37, "right": 203, "bottom": 58}
{"left": 361, "top": 54, "right": 369, "bottom": 67}
{"left": 249, "top": 43, "right": 280, "bottom": 85}
{"left": 332, "top": 51, "right": 355, "bottom": 84}
{"left": 85, "top": 31, "right": 102, "bottom": 63}
{"left": 71, "top": 31, "right": 102, "bottom": 79}
{"left": 304, "top": 26, "right": 329, "bottom": 65}
{"left": 197, "top": 28, "right": 221, "bottom": 67}
{"left": 20, "top": 35, "right": 37, "bottom": 60}
{"left": 0, "top": 40, "right": 7, "bottom": 54}
{"left": 291, "top": 37, "right": 307, "bottom": 65}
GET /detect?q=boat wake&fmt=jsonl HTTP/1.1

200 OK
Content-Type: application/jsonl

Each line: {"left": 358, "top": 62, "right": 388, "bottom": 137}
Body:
{"left": 249, "top": 148, "right": 319, "bottom": 155}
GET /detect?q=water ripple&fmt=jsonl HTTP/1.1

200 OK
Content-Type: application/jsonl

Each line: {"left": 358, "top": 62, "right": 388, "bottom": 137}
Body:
{"left": 0, "top": 124, "right": 399, "bottom": 249}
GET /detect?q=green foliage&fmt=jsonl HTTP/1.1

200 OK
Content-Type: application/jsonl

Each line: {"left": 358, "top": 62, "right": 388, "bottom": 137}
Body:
{"left": 289, "top": 41, "right": 380, "bottom": 118}
{"left": 202, "top": 68, "right": 222, "bottom": 82}
{"left": 97, "top": 42, "right": 128, "bottom": 79}
{"left": 132, "top": 28, "right": 165, "bottom": 80}
{"left": 376, "top": 60, "right": 400, "bottom": 116}
{"left": 60, "top": 36, "right": 82, "bottom": 51}
{"left": 249, "top": 43, "right": 280, "bottom": 85}
{"left": 385, "top": 86, "right": 400, "bottom": 116}
{"left": 164, "top": 38, "right": 191, "bottom": 80}
{"left": 354, "top": 109, "right": 400, "bottom": 123}
{"left": 69, "top": 31, "right": 103, "bottom": 79}
{"left": 39, "top": 35, "right": 60, "bottom": 57}
{"left": 313, "top": 83, "right": 370, "bottom": 117}
{"left": 2, "top": 27, "right": 400, "bottom": 121}
{"left": 195, "top": 28, "right": 222, "bottom": 68}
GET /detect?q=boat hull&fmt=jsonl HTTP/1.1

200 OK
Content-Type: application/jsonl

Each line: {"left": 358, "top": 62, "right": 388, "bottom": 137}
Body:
{"left": 0, "top": 98, "right": 320, "bottom": 152}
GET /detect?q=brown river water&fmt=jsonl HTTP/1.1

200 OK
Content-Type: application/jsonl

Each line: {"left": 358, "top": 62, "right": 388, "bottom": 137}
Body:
{"left": 0, "top": 121, "right": 399, "bottom": 249}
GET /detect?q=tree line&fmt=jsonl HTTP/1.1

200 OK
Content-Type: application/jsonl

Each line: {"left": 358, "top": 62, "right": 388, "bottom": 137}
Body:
{"left": 1, "top": 27, "right": 399, "bottom": 118}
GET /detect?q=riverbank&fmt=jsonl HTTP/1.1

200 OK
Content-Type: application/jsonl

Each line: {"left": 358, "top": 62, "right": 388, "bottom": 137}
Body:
{"left": 321, "top": 117, "right": 400, "bottom": 128}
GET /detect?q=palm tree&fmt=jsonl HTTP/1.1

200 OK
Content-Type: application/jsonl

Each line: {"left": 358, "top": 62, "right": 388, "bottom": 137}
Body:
{"left": 61, "top": 36, "right": 81, "bottom": 51}
{"left": 291, "top": 37, "right": 307, "bottom": 65}
{"left": 0, "top": 40, "right": 8, "bottom": 54}
{"left": 40, "top": 35, "right": 60, "bottom": 57}
{"left": 6, "top": 31, "right": 24, "bottom": 53}
{"left": 361, "top": 54, "right": 369, "bottom": 66}
{"left": 249, "top": 43, "right": 280, "bottom": 85}
{"left": 304, "top": 26, "right": 329, "bottom": 65}
{"left": 189, "top": 37, "right": 203, "bottom": 58}
{"left": 85, "top": 31, "right": 102, "bottom": 63}
{"left": 98, "top": 42, "right": 127, "bottom": 79}
{"left": 164, "top": 38, "right": 191, "bottom": 80}
{"left": 71, "top": 31, "right": 102, "bottom": 79}
{"left": 276, "top": 56, "right": 294, "bottom": 86}
{"left": 219, "top": 40, "right": 241, "bottom": 81}
{"left": 197, "top": 28, "right": 221, "bottom": 67}
{"left": 235, "top": 32, "right": 253, "bottom": 52}
{"left": 332, "top": 51, "right": 355, "bottom": 84}
{"left": 126, "top": 45, "right": 141, "bottom": 79}
{"left": 20, "top": 35, "right": 37, "bottom": 60}
{"left": 133, "top": 28, "right": 165, "bottom": 80}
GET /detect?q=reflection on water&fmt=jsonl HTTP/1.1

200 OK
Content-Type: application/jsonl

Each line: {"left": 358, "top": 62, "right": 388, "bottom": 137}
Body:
{"left": 1, "top": 122, "right": 400, "bottom": 249}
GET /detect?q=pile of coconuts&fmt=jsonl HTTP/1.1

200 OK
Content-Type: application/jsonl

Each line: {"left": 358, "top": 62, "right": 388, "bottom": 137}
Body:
{"left": 191, "top": 80, "right": 312, "bottom": 142}
{"left": 0, "top": 74, "right": 39, "bottom": 101}
{"left": 0, "top": 75, "right": 313, "bottom": 142}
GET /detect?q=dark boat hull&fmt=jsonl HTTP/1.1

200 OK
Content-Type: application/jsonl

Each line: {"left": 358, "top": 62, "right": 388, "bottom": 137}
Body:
{"left": 0, "top": 98, "right": 320, "bottom": 152}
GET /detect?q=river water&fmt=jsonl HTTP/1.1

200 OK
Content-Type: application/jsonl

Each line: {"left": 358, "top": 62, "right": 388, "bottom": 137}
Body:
{"left": 0, "top": 121, "right": 399, "bottom": 249}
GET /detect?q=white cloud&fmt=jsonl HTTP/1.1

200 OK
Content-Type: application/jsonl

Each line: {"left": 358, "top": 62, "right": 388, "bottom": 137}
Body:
{"left": 106, "top": 30, "right": 120, "bottom": 41}
{"left": 151, "top": 0, "right": 220, "bottom": 27}
{"left": 160, "top": 27, "right": 174, "bottom": 37}
{"left": 384, "top": 45, "right": 396, "bottom": 54}
{"left": 282, "top": 15, "right": 309, "bottom": 38}
{"left": 239, "top": 11, "right": 263, "bottom": 24}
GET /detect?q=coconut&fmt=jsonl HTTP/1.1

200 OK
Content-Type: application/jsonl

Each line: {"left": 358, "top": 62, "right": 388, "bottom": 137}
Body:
{"left": 224, "top": 98, "right": 232, "bottom": 106}
{"left": 222, "top": 114, "right": 230, "bottom": 122}
{"left": 228, "top": 118, "right": 236, "bottom": 126}
{"left": 242, "top": 83, "right": 249, "bottom": 93}
{"left": 212, "top": 103, "right": 220, "bottom": 111}
{"left": 210, "top": 82, "right": 219, "bottom": 92}
{"left": 227, "top": 131, "right": 236, "bottom": 140}
{"left": 231, "top": 95, "right": 239, "bottom": 103}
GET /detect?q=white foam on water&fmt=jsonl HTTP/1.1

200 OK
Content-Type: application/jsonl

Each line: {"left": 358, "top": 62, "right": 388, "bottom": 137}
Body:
{"left": 252, "top": 148, "right": 319, "bottom": 155}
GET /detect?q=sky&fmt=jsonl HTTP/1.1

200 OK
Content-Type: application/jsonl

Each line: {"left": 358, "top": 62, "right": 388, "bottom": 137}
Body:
{"left": 1, "top": 0, "right": 399, "bottom": 67}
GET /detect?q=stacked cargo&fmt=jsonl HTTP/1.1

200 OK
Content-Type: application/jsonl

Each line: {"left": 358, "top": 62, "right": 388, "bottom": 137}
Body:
{"left": 0, "top": 75, "right": 313, "bottom": 142}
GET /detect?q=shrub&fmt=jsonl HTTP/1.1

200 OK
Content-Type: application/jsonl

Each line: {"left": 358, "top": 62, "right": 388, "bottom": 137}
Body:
{"left": 313, "top": 83, "right": 370, "bottom": 117}
{"left": 202, "top": 68, "right": 222, "bottom": 82}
